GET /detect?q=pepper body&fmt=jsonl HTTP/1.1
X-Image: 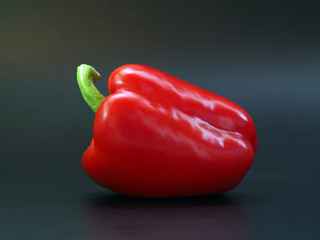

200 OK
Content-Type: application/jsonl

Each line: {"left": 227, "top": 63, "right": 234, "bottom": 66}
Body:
{"left": 79, "top": 64, "right": 257, "bottom": 198}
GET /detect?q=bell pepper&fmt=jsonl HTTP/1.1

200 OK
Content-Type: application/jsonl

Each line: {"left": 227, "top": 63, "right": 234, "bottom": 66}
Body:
{"left": 77, "top": 64, "right": 257, "bottom": 198}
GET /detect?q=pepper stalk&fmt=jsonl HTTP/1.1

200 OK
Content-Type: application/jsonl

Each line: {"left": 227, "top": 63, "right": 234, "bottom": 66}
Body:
{"left": 77, "top": 64, "right": 105, "bottom": 113}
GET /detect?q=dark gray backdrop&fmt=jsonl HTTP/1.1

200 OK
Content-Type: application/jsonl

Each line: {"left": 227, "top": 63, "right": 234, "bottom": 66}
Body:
{"left": 1, "top": 0, "right": 319, "bottom": 239}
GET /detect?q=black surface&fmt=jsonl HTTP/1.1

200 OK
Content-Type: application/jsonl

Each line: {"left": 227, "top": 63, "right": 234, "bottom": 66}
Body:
{"left": 1, "top": 1, "right": 320, "bottom": 239}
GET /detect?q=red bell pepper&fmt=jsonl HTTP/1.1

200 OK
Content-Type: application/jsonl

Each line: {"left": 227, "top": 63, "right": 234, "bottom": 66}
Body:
{"left": 77, "top": 64, "right": 257, "bottom": 198}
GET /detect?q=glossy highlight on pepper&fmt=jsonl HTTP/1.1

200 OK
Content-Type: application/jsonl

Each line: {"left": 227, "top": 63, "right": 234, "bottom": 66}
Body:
{"left": 77, "top": 64, "right": 258, "bottom": 198}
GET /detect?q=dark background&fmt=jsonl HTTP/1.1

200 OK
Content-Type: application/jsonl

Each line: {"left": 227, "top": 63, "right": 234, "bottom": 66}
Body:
{"left": 1, "top": 0, "right": 320, "bottom": 239}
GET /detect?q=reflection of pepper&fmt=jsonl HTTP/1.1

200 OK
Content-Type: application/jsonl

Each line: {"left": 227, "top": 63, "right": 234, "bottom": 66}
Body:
{"left": 77, "top": 64, "right": 257, "bottom": 198}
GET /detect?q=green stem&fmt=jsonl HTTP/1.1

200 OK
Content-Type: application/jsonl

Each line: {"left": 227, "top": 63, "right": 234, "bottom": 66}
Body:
{"left": 77, "top": 64, "right": 105, "bottom": 113}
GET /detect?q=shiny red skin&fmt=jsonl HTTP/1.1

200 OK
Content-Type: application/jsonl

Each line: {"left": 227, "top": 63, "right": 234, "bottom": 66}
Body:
{"left": 82, "top": 65, "right": 257, "bottom": 198}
